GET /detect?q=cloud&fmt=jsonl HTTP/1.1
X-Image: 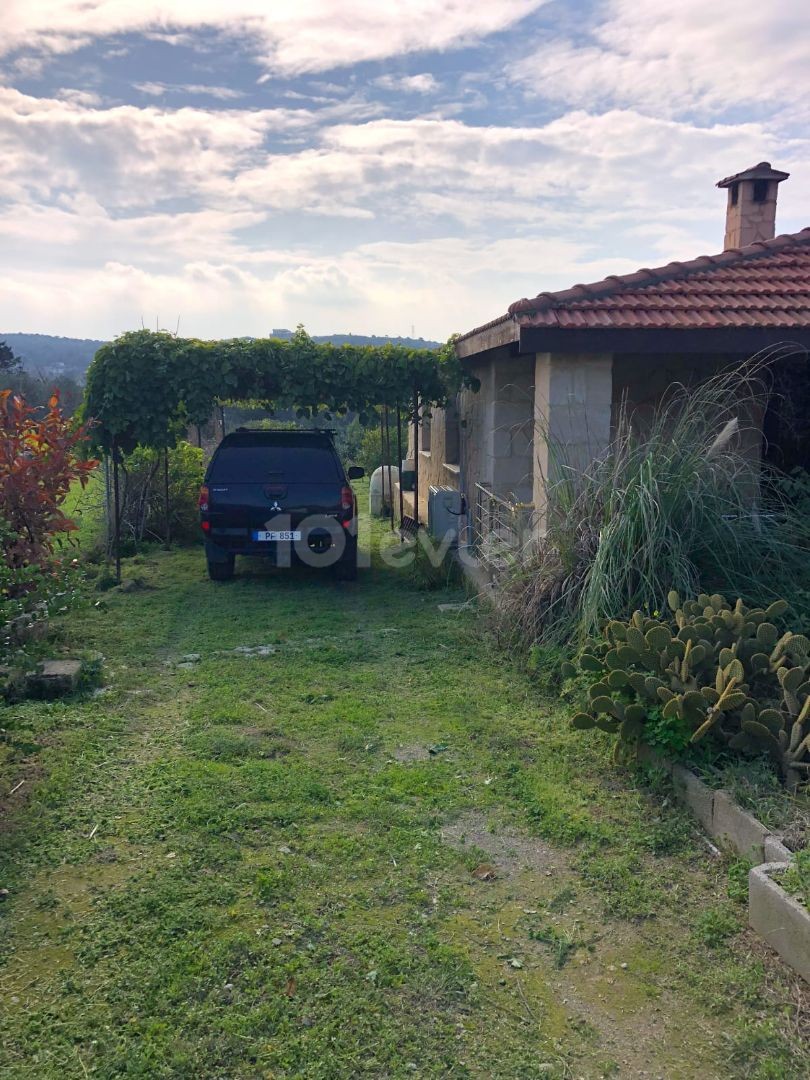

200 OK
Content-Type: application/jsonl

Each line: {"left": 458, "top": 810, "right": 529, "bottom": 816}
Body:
{"left": 3, "top": 1, "right": 547, "bottom": 74}
{"left": 1, "top": 78, "right": 808, "bottom": 343}
{"left": 0, "top": 87, "right": 313, "bottom": 209}
{"left": 0, "top": 237, "right": 638, "bottom": 342}
{"left": 56, "top": 88, "right": 105, "bottom": 107}
{"left": 374, "top": 73, "right": 440, "bottom": 94}
{"left": 134, "top": 82, "right": 245, "bottom": 101}
{"left": 512, "top": 0, "right": 810, "bottom": 119}
{"left": 220, "top": 111, "right": 807, "bottom": 237}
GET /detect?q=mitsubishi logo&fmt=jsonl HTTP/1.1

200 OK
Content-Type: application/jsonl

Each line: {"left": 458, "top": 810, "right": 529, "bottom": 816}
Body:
{"left": 269, "top": 500, "right": 282, "bottom": 512}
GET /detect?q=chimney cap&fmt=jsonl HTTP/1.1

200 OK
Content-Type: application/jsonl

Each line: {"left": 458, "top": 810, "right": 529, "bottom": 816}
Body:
{"left": 716, "top": 162, "right": 790, "bottom": 189}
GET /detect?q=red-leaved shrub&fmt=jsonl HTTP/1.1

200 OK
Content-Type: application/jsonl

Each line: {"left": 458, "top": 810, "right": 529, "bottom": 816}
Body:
{"left": 0, "top": 390, "right": 97, "bottom": 566}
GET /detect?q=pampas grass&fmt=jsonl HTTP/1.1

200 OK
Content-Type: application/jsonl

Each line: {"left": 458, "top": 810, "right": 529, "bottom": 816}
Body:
{"left": 492, "top": 350, "right": 810, "bottom": 649}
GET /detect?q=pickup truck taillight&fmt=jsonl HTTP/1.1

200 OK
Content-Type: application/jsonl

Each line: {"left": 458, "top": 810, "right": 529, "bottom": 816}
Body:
{"left": 198, "top": 485, "right": 210, "bottom": 513}
{"left": 340, "top": 484, "right": 354, "bottom": 523}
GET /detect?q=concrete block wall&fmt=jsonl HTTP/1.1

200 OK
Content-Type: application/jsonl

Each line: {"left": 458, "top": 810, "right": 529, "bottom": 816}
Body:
{"left": 533, "top": 351, "right": 613, "bottom": 534}
{"left": 479, "top": 355, "right": 534, "bottom": 504}
{"left": 612, "top": 351, "right": 764, "bottom": 480}
{"left": 413, "top": 351, "right": 534, "bottom": 524}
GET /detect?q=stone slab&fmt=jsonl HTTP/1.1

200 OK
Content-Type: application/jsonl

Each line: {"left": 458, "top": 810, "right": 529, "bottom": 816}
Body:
{"left": 711, "top": 789, "right": 769, "bottom": 863}
{"left": 27, "top": 659, "right": 83, "bottom": 698}
{"left": 749, "top": 863, "right": 810, "bottom": 984}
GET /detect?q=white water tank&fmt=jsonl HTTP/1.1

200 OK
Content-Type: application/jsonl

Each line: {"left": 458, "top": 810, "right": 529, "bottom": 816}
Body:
{"left": 370, "top": 465, "right": 400, "bottom": 517}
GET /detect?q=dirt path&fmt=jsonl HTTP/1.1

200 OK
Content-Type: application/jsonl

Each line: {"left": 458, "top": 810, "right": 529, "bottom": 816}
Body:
{"left": 0, "top": 521, "right": 807, "bottom": 1078}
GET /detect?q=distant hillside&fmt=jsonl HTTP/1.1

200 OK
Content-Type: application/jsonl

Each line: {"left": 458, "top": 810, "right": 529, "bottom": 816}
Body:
{"left": 270, "top": 329, "right": 442, "bottom": 350}
{"left": 1, "top": 333, "right": 105, "bottom": 380}
{"left": 1, "top": 330, "right": 442, "bottom": 381}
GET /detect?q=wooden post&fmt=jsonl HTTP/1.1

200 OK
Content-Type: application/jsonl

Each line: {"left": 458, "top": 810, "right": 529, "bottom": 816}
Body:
{"left": 378, "top": 408, "right": 387, "bottom": 513}
{"left": 195, "top": 424, "right": 202, "bottom": 449}
{"left": 395, "top": 401, "right": 404, "bottom": 528}
{"left": 103, "top": 454, "right": 112, "bottom": 546}
{"left": 384, "top": 405, "right": 394, "bottom": 532}
{"left": 112, "top": 443, "right": 121, "bottom": 583}
{"left": 163, "top": 447, "right": 171, "bottom": 549}
{"left": 414, "top": 388, "right": 421, "bottom": 527}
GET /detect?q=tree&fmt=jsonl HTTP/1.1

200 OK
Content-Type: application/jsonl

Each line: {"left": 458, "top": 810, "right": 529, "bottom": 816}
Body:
{"left": 0, "top": 340, "right": 20, "bottom": 375}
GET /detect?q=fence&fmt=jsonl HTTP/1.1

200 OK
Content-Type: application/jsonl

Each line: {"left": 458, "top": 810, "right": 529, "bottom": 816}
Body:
{"left": 472, "top": 483, "right": 534, "bottom": 576}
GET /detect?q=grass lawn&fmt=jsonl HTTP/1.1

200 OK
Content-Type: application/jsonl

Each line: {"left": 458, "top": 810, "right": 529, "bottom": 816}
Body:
{"left": 1, "top": 494, "right": 808, "bottom": 1078}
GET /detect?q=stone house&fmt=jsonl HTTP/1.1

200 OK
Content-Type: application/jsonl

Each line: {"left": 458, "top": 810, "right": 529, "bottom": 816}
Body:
{"left": 402, "top": 163, "right": 810, "bottom": 545}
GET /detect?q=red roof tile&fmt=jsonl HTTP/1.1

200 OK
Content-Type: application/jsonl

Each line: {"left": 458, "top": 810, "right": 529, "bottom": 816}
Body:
{"left": 459, "top": 228, "right": 810, "bottom": 343}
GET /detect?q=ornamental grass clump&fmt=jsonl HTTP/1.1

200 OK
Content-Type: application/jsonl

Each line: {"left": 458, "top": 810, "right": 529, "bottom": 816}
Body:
{"left": 493, "top": 355, "right": 810, "bottom": 649}
{"left": 567, "top": 591, "right": 810, "bottom": 790}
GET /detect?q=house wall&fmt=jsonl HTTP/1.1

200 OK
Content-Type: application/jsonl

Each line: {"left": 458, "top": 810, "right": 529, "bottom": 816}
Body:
{"left": 612, "top": 352, "right": 763, "bottom": 469}
{"left": 405, "top": 347, "right": 769, "bottom": 534}
{"left": 408, "top": 349, "right": 533, "bottom": 523}
{"left": 533, "top": 351, "right": 614, "bottom": 534}
{"left": 410, "top": 400, "right": 461, "bottom": 522}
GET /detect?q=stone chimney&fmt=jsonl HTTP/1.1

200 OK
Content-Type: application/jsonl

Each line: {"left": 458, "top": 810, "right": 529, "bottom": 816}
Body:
{"left": 716, "top": 162, "right": 789, "bottom": 250}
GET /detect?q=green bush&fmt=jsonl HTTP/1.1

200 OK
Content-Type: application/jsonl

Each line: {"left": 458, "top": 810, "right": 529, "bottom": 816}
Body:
{"left": 566, "top": 591, "right": 810, "bottom": 790}
{"left": 357, "top": 423, "right": 384, "bottom": 475}
{"left": 1, "top": 516, "right": 82, "bottom": 664}
{"left": 116, "top": 441, "right": 204, "bottom": 546}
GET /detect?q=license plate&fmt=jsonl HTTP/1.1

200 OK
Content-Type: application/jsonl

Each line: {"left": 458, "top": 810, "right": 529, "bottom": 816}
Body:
{"left": 252, "top": 530, "right": 301, "bottom": 542}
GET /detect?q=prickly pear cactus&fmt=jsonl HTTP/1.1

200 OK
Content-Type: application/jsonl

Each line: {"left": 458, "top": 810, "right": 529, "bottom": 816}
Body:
{"left": 566, "top": 591, "right": 810, "bottom": 790}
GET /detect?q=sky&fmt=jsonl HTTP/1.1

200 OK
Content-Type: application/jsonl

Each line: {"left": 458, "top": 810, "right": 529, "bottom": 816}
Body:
{"left": 0, "top": 0, "right": 809, "bottom": 342}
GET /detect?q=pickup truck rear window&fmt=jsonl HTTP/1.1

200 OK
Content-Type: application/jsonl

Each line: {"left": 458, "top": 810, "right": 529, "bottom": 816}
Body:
{"left": 208, "top": 443, "right": 341, "bottom": 483}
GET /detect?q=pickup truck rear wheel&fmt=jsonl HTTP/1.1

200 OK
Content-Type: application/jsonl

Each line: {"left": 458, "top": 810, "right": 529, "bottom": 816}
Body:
{"left": 207, "top": 556, "right": 235, "bottom": 581}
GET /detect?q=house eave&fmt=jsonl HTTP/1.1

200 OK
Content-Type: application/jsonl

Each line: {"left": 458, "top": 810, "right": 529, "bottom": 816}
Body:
{"left": 517, "top": 325, "right": 810, "bottom": 356}
{"left": 455, "top": 317, "right": 517, "bottom": 359}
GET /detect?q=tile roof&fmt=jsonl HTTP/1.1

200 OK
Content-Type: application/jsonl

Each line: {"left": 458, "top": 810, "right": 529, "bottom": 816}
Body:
{"left": 459, "top": 228, "right": 810, "bottom": 342}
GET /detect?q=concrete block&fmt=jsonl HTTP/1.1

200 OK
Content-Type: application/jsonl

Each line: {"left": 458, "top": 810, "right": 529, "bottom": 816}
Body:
{"left": 671, "top": 764, "right": 715, "bottom": 832}
{"left": 711, "top": 789, "right": 769, "bottom": 863}
{"left": 764, "top": 835, "right": 795, "bottom": 863}
{"left": 27, "top": 659, "right": 83, "bottom": 699}
{"left": 749, "top": 863, "right": 810, "bottom": 984}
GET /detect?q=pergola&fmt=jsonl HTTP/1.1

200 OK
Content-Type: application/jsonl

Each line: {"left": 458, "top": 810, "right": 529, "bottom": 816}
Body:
{"left": 82, "top": 328, "right": 472, "bottom": 578}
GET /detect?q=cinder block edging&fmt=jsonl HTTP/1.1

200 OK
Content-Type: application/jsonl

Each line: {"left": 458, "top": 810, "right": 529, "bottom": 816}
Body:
{"left": 640, "top": 746, "right": 780, "bottom": 865}
{"left": 749, "top": 863, "right": 810, "bottom": 983}
{"left": 638, "top": 746, "right": 807, "bottom": 984}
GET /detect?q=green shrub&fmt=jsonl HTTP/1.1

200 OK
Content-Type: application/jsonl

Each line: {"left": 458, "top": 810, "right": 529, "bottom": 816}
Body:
{"left": 357, "top": 423, "right": 384, "bottom": 475}
{"left": 117, "top": 440, "right": 204, "bottom": 546}
{"left": 0, "top": 516, "right": 82, "bottom": 664}
{"left": 566, "top": 591, "right": 810, "bottom": 790}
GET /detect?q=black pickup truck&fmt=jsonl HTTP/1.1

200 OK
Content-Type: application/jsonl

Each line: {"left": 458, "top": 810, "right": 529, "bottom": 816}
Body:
{"left": 198, "top": 429, "right": 364, "bottom": 581}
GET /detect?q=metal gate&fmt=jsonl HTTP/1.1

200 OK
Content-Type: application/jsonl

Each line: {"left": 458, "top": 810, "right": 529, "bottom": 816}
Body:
{"left": 472, "top": 483, "right": 534, "bottom": 575}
